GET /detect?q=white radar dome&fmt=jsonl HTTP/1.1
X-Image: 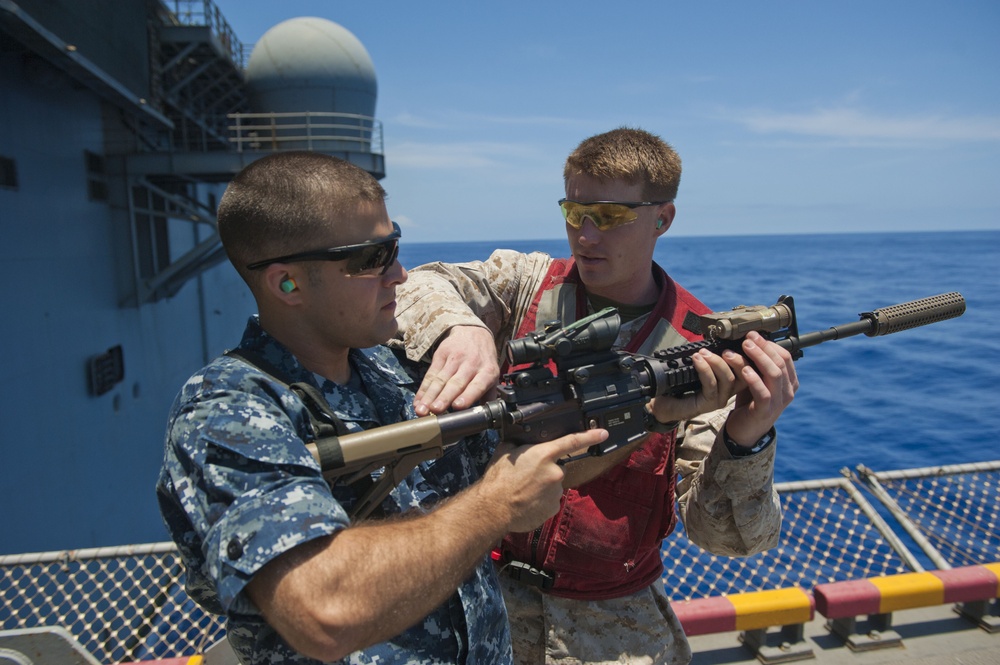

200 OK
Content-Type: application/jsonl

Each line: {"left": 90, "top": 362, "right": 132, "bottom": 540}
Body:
{"left": 244, "top": 17, "right": 377, "bottom": 117}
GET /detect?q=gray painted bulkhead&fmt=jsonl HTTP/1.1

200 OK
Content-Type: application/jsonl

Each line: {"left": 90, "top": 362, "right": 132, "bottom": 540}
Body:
{"left": 0, "top": 0, "right": 383, "bottom": 553}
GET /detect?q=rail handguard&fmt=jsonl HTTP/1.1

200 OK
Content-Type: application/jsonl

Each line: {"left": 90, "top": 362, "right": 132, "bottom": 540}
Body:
{"left": 306, "top": 292, "right": 966, "bottom": 519}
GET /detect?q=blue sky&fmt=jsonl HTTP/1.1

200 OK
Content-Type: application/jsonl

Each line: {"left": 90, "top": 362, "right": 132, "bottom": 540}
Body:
{"left": 211, "top": 1, "right": 1000, "bottom": 243}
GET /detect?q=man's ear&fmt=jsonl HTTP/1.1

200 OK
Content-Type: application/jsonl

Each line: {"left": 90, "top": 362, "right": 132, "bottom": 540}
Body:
{"left": 264, "top": 265, "right": 303, "bottom": 302}
{"left": 655, "top": 202, "right": 676, "bottom": 235}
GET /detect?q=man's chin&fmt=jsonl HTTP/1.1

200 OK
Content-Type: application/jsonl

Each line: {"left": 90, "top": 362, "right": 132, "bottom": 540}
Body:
{"left": 377, "top": 318, "right": 400, "bottom": 344}
{"left": 575, "top": 261, "right": 609, "bottom": 286}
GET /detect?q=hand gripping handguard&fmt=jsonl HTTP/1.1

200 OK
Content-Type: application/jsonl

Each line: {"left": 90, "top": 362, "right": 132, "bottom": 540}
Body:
{"left": 306, "top": 292, "right": 966, "bottom": 519}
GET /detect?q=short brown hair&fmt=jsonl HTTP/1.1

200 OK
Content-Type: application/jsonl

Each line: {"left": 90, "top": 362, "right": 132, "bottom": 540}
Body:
{"left": 217, "top": 151, "right": 386, "bottom": 279}
{"left": 564, "top": 127, "right": 681, "bottom": 202}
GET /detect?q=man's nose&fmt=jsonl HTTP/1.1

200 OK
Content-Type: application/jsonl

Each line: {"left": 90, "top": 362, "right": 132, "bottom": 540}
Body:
{"left": 384, "top": 258, "right": 407, "bottom": 284}
{"left": 576, "top": 216, "right": 602, "bottom": 243}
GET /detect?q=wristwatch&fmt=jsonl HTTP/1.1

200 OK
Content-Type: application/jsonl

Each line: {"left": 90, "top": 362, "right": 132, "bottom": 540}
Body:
{"left": 723, "top": 426, "right": 775, "bottom": 458}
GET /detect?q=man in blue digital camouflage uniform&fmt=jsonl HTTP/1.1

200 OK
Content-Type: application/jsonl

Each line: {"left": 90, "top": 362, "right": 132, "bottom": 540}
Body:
{"left": 156, "top": 151, "right": 608, "bottom": 665}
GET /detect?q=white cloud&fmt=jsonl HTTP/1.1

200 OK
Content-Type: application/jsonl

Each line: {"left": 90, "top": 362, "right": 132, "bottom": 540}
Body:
{"left": 735, "top": 107, "right": 1000, "bottom": 142}
{"left": 393, "top": 214, "right": 416, "bottom": 229}
{"left": 390, "top": 109, "right": 585, "bottom": 130}
{"left": 386, "top": 140, "right": 541, "bottom": 169}
{"left": 460, "top": 113, "right": 584, "bottom": 127}
{"left": 389, "top": 112, "right": 449, "bottom": 129}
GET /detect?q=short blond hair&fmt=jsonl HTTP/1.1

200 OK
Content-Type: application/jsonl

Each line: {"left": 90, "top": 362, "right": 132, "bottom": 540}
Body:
{"left": 564, "top": 127, "right": 681, "bottom": 202}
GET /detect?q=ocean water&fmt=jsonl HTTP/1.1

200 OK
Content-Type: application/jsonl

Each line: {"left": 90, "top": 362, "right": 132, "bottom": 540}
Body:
{"left": 398, "top": 230, "right": 1000, "bottom": 483}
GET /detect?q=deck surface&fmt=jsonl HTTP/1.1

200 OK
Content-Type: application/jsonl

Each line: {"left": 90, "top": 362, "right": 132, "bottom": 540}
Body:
{"left": 687, "top": 602, "right": 999, "bottom": 665}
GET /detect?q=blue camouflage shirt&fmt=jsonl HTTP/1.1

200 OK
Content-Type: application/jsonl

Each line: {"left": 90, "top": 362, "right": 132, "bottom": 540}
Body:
{"left": 156, "top": 316, "right": 509, "bottom": 664}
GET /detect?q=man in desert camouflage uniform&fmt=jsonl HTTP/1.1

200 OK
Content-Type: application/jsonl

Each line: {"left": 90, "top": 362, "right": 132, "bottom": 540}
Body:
{"left": 392, "top": 128, "right": 799, "bottom": 665}
{"left": 156, "top": 151, "right": 608, "bottom": 665}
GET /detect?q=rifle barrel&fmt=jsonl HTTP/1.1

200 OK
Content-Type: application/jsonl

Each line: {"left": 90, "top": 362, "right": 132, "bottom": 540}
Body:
{"left": 436, "top": 401, "right": 507, "bottom": 443}
{"left": 778, "top": 292, "right": 965, "bottom": 355}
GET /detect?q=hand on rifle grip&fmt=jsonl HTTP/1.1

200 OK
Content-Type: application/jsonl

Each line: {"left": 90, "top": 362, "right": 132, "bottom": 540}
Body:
{"left": 484, "top": 428, "right": 608, "bottom": 533}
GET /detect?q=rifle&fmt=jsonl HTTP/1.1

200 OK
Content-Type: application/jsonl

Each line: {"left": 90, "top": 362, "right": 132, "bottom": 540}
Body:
{"left": 307, "top": 292, "right": 966, "bottom": 519}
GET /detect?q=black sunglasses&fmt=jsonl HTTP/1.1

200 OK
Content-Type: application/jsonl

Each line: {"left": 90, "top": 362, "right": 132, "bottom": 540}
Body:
{"left": 246, "top": 222, "right": 401, "bottom": 276}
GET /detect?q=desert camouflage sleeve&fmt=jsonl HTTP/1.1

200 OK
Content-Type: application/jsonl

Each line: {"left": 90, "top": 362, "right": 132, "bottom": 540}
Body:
{"left": 394, "top": 249, "right": 554, "bottom": 362}
{"left": 674, "top": 401, "right": 782, "bottom": 557}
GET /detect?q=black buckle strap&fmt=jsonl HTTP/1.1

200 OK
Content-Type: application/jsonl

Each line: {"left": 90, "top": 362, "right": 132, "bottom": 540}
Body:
{"left": 505, "top": 560, "right": 555, "bottom": 590}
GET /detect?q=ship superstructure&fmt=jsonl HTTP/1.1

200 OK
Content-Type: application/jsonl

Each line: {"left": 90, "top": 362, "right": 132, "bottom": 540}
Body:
{"left": 0, "top": 0, "right": 384, "bottom": 554}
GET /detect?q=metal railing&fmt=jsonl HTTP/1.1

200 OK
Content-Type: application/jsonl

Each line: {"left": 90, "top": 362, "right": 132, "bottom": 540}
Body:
{"left": 165, "top": 0, "right": 246, "bottom": 67}
{"left": 0, "top": 543, "right": 224, "bottom": 663}
{"left": 228, "top": 111, "right": 384, "bottom": 155}
{"left": 2, "top": 461, "right": 997, "bottom": 662}
{"left": 661, "top": 460, "right": 1000, "bottom": 601}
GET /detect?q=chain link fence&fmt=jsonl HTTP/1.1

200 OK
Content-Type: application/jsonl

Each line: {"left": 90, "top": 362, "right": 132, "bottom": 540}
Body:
{"left": 2, "top": 461, "right": 998, "bottom": 662}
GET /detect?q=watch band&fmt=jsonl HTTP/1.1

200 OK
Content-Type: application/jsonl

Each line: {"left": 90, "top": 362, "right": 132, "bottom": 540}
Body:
{"left": 723, "top": 426, "right": 775, "bottom": 458}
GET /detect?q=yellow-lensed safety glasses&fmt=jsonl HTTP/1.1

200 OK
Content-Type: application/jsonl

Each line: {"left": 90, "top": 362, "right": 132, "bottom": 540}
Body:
{"left": 558, "top": 199, "right": 671, "bottom": 231}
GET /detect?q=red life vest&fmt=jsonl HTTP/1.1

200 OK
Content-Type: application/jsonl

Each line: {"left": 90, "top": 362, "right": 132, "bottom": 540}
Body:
{"left": 498, "top": 259, "right": 710, "bottom": 600}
